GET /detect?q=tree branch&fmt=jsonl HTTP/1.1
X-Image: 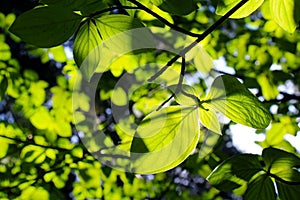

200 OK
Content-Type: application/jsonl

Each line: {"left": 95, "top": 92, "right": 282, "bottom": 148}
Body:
{"left": 0, "top": 134, "right": 69, "bottom": 152}
{"left": 127, "top": 0, "right": 201, "bottom": 37}
{"left": 148, "top": 0, "right": 249, "bottom": 82}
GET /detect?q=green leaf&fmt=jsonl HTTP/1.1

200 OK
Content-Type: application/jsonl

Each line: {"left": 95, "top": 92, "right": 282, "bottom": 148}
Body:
{"left": 199, "top": 104, "right": 221, "bottom": 134}
{"left": 0, "top": 42, "right": 11, "bottom": 61}
{"left": 20, "top": 145, "right": 46, "bottom": 164}
{"left": 0, "top": 137, "right": 10, "bottom": 159}
{"left": 30, "top": 107, "right": 52, "bottom": 130}
{"left": 0, "top": 76, "right": 8, "bottom": 100}
{"left": 73, "top": 20, "right": 102, "bottom": 72}
{"left": 130, "top": 106, "right": 199, "bottom": 174}
{"left": 207, "top": 154, "right": 263, "bottom": 191}
{"left": 73, "top": 15, "right": 145, "bottom": 69}
{"left": 262, "top": 147, "right": 300, "bottom": 183}
{"left": 204, "top": 75, "right": 271, "bottom": 129}
{"left": 216, "top": 0, "right": 264, "bottom": 18}
{"left": 269, "top": 0, "right": 300, "bottom": 33}
{"left": 171, "top": 84, "right": 199, "bottom": 106}
{"left": 257, "top": 72, "right": 279, "bottom": 101}
{"left": 151, "top": 0, "right": 198, "bottom": 16}
{"left": 188, "top": 45, "right": 214, "bottom": 74}
{"left": 9, "top": 6, "right": 82, "bottom": 47}
{"left": 244, "top": 174, "right": 277, "bottom": 200}
{"left": 276, "top": 181, "right": 300, "bottom": 200}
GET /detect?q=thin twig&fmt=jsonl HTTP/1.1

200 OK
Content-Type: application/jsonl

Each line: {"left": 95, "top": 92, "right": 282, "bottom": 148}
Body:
{"left": 148, "top": 0, "right": 250, "bottom": 81}
{"left": 0, "top": 134, "right": 69, "bottom": 151}
{"left": 127, "top": 0, "right": 201, "bottom": 37}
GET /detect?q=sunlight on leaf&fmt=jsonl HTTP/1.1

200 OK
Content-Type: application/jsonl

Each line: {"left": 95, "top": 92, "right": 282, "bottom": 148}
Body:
{"left": 199, "top": 104, "right": 221, "bottom": 135}
{"left": 269, "top": 0, "right": 300, "bottom": 33}
{"left": 130, "top": 106, "right": 199, "bottom": 174}
{"left": 30, "top": 107, "right": 52, "bottom": 130}
{"left": 216, "top": 0, "right": 264, "bottom": 18}
{"left": 204, "top": 75, "right": 271, "bottom": 129}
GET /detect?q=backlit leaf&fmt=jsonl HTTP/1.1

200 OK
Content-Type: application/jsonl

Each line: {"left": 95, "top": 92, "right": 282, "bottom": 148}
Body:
{"left": 270, "top": 0, "right": 300, "bottom": 33}
{"left": 204, "top": 75, "right": 271, "bottom": 129}
{"left": 216, "top": 0, "right": 264, "bottom": 18}
{"left": 30, "top": 107, "right": 52, "bottom": 129}
{"left": 73, "top": 20, "right": 102, "bottom": 69}
{"left": 0, "top": 137, "right": 9, "bottom": 158}
{"left": 73, "top": 15, "right": 145, "bottom": 75}
{"left": 130, "top": 106, "right": 199, "bottom": 174}
{"left": 199, "top": 104, "right": 221, "bottom": 134}
{"left": 9, "top": 6, "right": 82, "bottom": 47}
{"left": 257, "top": 72, "right": 279, "bottom": 101}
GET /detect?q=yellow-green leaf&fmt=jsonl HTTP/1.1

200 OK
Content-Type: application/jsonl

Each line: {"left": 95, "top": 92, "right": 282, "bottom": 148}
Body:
{"left": 269, "top": 0, "right": 300, "bottom": 33}
{"left": 130, "top": 106, "right": 199, "bottom": 174}
{"left": 216, "top": 0, "right": 264, "bottom": 19}
{"left": 205, "top": 75, "right": 271, "bottom": 129}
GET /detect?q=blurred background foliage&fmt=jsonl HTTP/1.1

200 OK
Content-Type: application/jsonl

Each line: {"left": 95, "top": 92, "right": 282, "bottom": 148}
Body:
{"left": 0, "top": 0, "right": 299, "bottom": 199}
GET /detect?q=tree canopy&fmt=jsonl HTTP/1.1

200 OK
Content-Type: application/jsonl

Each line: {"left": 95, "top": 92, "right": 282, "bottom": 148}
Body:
{"left": 0, "top": 0, "right": 300, "bottom": 199}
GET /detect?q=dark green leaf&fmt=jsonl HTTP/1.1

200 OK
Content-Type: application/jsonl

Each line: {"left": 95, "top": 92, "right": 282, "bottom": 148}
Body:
{"left": 244, "top": 174, "right": 276, "bottom": 200}
{"left": 204, "top": 75, "right": 272, "bottom": 129}
{"left": 9, "top": 6, "right": 83, "bottom": 47}
{"left": 276, "top": 181, "right": 300, "bottom": 200}
{"left": 151, "top": 0, "right": 198, "bottom": 16}
{"left": 0, "top": 76, "right": 8, "bottom": 100}
{"left": 207, "top": 154, "right": 263, "bottom": 191}
{"left": 262, "top": 147, "right": 300, "bottom": 183}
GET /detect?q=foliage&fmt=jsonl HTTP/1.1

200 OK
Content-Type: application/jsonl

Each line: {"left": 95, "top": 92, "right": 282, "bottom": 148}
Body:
{"left": 0, "top": 0, "right": 299, "bottom": 199}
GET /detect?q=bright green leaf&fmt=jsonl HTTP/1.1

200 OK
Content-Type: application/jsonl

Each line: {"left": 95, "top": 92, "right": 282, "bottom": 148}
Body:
{"left": 0, "top": 42, "right": 11, "bottom": 60}
{"left": 204, "top": 75, "right": 271, "bottom": 129}
{"left": 71, "top": 146, "right": 84, "bottom": 158}
{"left": 73, "top": 20, "right": 102, "bottom": 70}
{"left": 188, "top": 45, "right": 214, "bottom": 74}
{"left": 73, "top": 15, "right": 145, "bottom": 75}
{"left": 244, "top": 174, "right": 277, "bottom": 200}
{"left": 257, "top": 72, "right": 279, "bottom": 101}
{"left": 20, "top": 145, "right": 46, "bottom": 164}
{"left": 171, "top": 84, "right": 199, "bottom": 106}
{"left": 270, "top": 0, "right": 300, "bottom": 33}
{"left": 130, "top": 106, "right": 199, "bottom": 174}
{"left": 111, "top": 87, "right": 128, "bottom": 106}
{"left": 9, "top": 6, "right": 82, "bottom": 47}
{"left": 199, "top": 104, "right": 221, "bottom": 135}
{"left": 45, "top": 149, "right": 57, "bottom": 160}
{"left": 30, "top": 107, "right": 52, "bottom": 129}
{"left": 48, "top": 46, "right": 67, "bottom": 63}
{"left": 0, "top": 137, "right": 9, "bottom": 158}
{"left": 216, "top": 0, "right": 264, "bottom": 18}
